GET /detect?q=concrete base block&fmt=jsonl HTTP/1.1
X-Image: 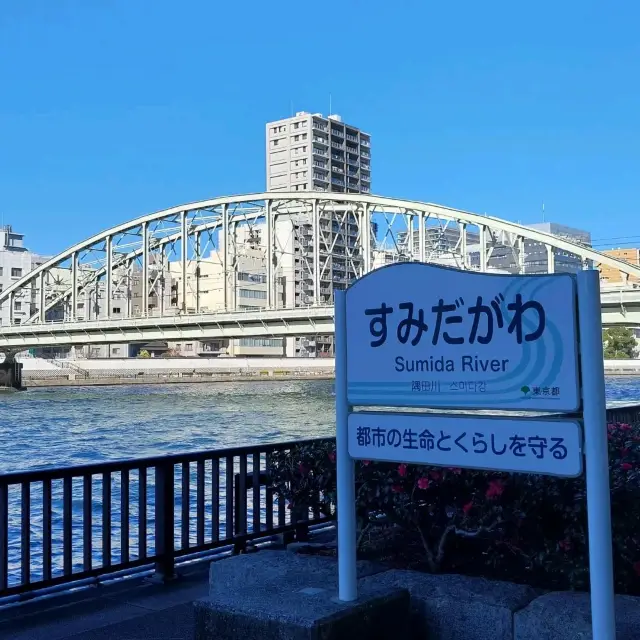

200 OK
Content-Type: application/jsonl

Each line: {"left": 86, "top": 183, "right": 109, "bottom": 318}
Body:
{"left": 194, "top": 551, "right": 407, "bottom": 639}
{"left": 514, "top": 591, "right": 640, "bottom": 640}
{"left": 361, "top": 569, "right": 539, "bottom": 640}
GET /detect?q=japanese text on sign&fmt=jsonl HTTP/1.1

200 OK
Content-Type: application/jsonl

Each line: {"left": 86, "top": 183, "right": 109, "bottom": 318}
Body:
{"left": 366, "top": 293, "right": 545, "bottom": 347}
{"left": 348, "top": 413, "right": 583, "bottom": 477}
{"left": 344, "top": 263, "right": 580, "bottom": 411}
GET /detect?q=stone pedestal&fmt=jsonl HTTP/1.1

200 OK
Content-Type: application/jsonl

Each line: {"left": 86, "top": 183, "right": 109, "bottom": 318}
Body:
{"left": 194, "top": 551, "right": 408, "bottom": 640}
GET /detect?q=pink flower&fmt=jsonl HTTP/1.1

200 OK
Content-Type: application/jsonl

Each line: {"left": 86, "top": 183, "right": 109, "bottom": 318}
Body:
{"left": 485, "top": 479, "right": 505, "bottom": 499}
{"left": 391, "top": 484, "right": 404, "bottom": 493}
{"left": 462, "top": 501, "right": 473, "bottom": 514}
{"left": 607, "top": 424, "right": 616, "bottom": 432}
{"left": 559, "top": 538, "right": 572, "bottom": 551}
{"left": 417, "top": 477, "right": 430, "bottom": 490}
{"left": 621, "top": 462, "right": 633, "bottom": 471}
{"left": 328, "top": 451, "right": 336, "bottom": 463}
{"left": 398, "top": 464, "right": 408, "bottom": 477}
{"left": 448, "top": 467, "right": 462, "bottom": 475}
{"left": 362, "top": 460, "right": 371, "bottom": 466}
{"left": 620, "top": 423, "right": 632, "bottom": 431}
{"left": 429, "top": 470, "right": 441, "bottom": 481}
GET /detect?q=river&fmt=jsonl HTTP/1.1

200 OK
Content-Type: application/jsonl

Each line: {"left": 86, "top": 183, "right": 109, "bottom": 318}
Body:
{"left": 1, "top": 377, "right": 640, "bottom": 474}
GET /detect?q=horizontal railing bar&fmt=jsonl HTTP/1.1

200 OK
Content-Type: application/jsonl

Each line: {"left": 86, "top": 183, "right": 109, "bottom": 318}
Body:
{"left": 0, "top": 557, "right": 153, "bottom": 599}
{"left": 0, "top": 437, "right": 331, "bottom": 484}
{"left": 0, "top": 514, "right": 335, "bottom": 601}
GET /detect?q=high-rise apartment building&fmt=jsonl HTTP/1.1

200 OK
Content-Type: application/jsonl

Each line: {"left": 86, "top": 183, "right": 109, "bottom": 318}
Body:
{"left": 265, "top": 112, "right": 371, "bottom": 356}
{"left": 266, "top": 112, "right": 371, "bottom": 194}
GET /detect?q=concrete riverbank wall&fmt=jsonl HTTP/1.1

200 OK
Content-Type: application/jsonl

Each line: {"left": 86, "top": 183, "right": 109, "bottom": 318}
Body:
{"left": 14, "top": 356, "right": 640, "bottom": 387}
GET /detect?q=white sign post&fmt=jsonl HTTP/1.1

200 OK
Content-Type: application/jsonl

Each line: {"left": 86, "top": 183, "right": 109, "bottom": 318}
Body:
{"left": 335, "top": 263, "right": 615, "bottom": 637}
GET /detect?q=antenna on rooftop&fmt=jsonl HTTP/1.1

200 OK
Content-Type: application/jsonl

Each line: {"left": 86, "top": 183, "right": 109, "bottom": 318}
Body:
{"left": 329, "top": 93, "right": 332, "bottom": 116}
{"left": 542, "top": 201, "right": 545, "bottom": 223}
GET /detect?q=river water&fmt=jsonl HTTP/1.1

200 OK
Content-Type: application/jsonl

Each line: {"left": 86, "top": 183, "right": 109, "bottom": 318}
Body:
{"left": 0, "top": 377, "right": 639, "bottom": 589}
{"left": 1, "top": 377, "right": 639, "bottom": 474}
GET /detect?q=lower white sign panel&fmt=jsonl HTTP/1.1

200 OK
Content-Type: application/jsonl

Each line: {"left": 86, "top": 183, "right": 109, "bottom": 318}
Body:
{"left": 348, "top": 412, "right": 583, "bottom": 477}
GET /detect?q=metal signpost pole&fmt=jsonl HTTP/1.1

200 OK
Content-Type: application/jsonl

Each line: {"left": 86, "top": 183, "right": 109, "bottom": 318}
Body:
{"left": 577, "top": 270, "right": 616, "bottom": 638}
{"left": 335, "top": 290, "right": 357, "bottom": 602}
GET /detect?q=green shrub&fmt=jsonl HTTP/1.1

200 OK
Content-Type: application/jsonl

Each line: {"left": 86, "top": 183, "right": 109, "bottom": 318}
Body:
{"left": 268, "top": 423, "right": 640, "bottom": 594}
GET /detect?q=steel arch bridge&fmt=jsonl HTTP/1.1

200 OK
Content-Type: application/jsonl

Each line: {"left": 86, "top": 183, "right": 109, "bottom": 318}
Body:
{"left": 1, "top": 192, "right": 639, "bottom": 351}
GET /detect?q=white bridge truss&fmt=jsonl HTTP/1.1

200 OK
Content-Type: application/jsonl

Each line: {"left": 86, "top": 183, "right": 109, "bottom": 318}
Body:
{"left": 1, "top": 193, "right": 639, "bottom": 350}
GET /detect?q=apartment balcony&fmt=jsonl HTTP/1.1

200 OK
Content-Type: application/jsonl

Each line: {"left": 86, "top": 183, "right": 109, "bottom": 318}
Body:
{"left": 346, "top": 154, "right": 359, "bottom": 166}
{"left": 331, "top": 177, "right": 345, "bottom": 186}
{"left": 361, "top": 162, "right": 370, "bottom": 170}
{"left": 361, "top": 186, "right": 371, "bottom": 193}
{"left": 331, "top": 165, "right": 344, "bottom": 174}
{"left": 347, "top": 167, "right": 359, "bottom": 176}
{"left": 347, "top": 182, "right": 359, "bottom": 190}
{"left": 331, "top": 153, "right": 344, "bottom": 161}
{"left": 346, "top": 144, "right": 359, "bottom": 154}
{"left": 361, "top": 150, "right": 371, "bottom": 158}
{"left": 313, "top": 173, "right": 329, "bottom": 182}
{"left": 330, "top": 129, "right": 344, "bottom": 138}
{"left": 313, "top": 160, "right": 327, "bottom": 169}
{"left": 345, "top": 133, "right": 358, "bottom": 142}
{"left": 312, "top": 120, "right": 328, "bottom": 132}
{"left": 313, "top": 136, "right": 328, "bottom": 145}
{"left": 361, "top": 138, "right": 371, "bottom": 147}
{"left": 331, "top": 141, "right": 344, "bottom": 150}
{"left": 312, "top": 147, "right": 329, "bottom": 158}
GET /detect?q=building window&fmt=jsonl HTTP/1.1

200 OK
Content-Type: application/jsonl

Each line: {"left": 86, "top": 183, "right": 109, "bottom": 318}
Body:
{"left": 0, "top": 267, "right": 3, "bottom": 276}
{"left": 239, "top": 305, "right": 261, "bottom": 310}
{"left": 113, "top": 307, "right": 121, "bottom": 314}
{"left": 112, "top": 348, "right": 120, "bottom": 355}
{"left": 293, "top": 122, "right": 300, "bottom": 129}
{"left": 14, "top": 301, "right": 21, "bottom": 310}
{"left": 175, "top": 343, "right": 182, "bottom": 350}
{"left": 238, "top": 338, "right": 283, "bottom": 347}
{"left": 13, "top": 318, "right": 21, "bottom": 325}
{"left": 185, "top": 343, "right": 193, "bottom": 352}
{"left": 238, "top": 272, "right": 267, "bottom": 284}
{"left": 11, "top": 268, "right": 22, "bottom": 278}
{"left": 239, "top": 289, "right": 267, "bottom": 300}
{"left": 271, "top": 139, "right": 279, "bottom": 148}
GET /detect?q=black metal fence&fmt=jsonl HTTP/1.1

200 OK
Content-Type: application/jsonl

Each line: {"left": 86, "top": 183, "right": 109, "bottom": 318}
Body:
{"left": 1, "top": 404, "right": 637, "bottom": 602}
{"left": 0, "top": 437, "right": 334, "bottom": 600}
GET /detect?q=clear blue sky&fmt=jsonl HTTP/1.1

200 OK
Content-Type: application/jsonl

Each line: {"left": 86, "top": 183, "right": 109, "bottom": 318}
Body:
{"left": 1, "top": 1, "right": 638, "bottom": 256}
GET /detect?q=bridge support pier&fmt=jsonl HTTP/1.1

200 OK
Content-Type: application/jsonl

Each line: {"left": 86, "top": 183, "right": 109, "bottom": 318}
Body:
{"left": 0, "top": 361, "right": 25, "bottom": 391}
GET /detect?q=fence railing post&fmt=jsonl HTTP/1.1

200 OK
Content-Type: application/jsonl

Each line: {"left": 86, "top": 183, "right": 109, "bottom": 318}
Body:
{"left": 154, "top": 460, "right": 175, "bottom": 581}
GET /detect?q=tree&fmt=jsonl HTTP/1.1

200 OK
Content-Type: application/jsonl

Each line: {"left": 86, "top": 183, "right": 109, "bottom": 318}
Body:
{"left": 603, "top": 327, "right": 638, "bottom": 359}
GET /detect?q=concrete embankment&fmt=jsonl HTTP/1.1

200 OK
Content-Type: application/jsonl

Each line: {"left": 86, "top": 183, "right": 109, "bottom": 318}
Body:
{"left": 19, "top": 357, "right": 336, "bottom": 388}
{"left": 26, "top": 372, "right": 334, "bottom": 387}
{"left": 15, "top": 356, "right": 640, "bottom": 388}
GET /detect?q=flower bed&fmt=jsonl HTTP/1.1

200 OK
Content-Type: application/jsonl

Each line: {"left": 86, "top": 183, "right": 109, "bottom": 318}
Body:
{"left": 268, "top": 422, "right": 640, "bottom": 595}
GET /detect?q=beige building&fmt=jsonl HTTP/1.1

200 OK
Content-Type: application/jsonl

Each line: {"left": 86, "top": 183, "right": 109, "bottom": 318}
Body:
{"left": 598, "top": 249, "right": 640, "bottom": 285}
{"left": 167, "top": 236, "right": 285, "bottom": 357}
